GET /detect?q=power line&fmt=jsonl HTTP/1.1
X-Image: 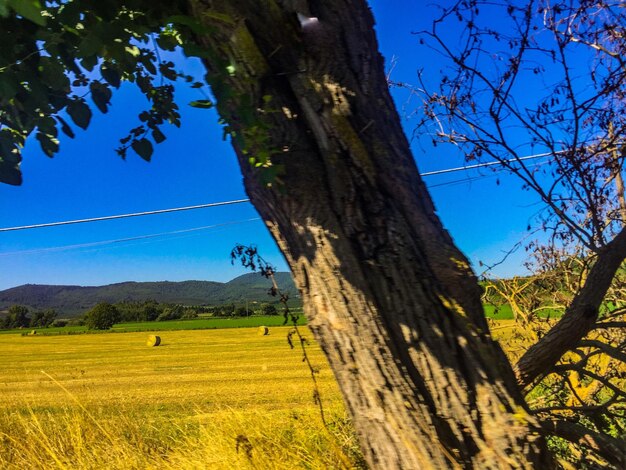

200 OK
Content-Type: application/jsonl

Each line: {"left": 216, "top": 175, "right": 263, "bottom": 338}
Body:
{"left": 0, "top": 198, "right": 251, "bottom": 233}
{"left": 419, "top": 151, "right": 553, "bottom": 177}
{"left": 427, "top": 159, "right": 551, "bottom": 189}
{"left": 0, "top": 218, "right": 261, "bottom": 257}
{"left": 0, "top": 151, "right": 554, "bottom": 233}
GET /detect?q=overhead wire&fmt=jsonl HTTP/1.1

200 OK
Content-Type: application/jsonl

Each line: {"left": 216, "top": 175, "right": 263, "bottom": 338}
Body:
{"left": 0, "top": 199, "right": 251, "bottom": 233}
{"left": 427, "top": 159, "right": 551, "bottom": 189}
{"left": 0, "top": 151, "right": 553, "bottom": 233}
{"left": 0, "top": 218, "right": 261, "bottom": 257}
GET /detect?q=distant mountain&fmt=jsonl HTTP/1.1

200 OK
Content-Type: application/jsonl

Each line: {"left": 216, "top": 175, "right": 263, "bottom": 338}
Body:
{"left": 0, "top": 272, "right": 298, "bottom": 317}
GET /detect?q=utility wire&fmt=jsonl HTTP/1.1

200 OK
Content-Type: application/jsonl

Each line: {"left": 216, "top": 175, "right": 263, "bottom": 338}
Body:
{"left": 0, "top": 218, "right": 261, "bottom": 257}
{"left": 419, "top": 151, "right": 554, "bottom": 176}
{"left": 0, "top": 199, "right": 251, "bottom": 233}
{"left": 427, "top": 159, "right": 551, "bottom": 189}
{"left": 0, "top": 152, "right": 553, "bottom": 233}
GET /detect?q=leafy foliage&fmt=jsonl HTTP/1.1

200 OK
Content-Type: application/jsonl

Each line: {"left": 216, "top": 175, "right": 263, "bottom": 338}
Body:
{"left": 84, "top": 302, "right": 120, "bottom": 330}
{"left": 0, "top": 0, "right": 281, "bottom": 185}
{"left": 0, "top": 0, "right": 219, "bottom": 184}
{"left": 2, "top": 305, "right": 30, "bottom": 328}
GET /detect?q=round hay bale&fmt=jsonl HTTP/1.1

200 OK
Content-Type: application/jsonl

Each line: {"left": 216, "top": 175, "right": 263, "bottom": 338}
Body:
{"left": 146, "top": 335, "right": 161, "bottom": 347}
{"left": 257, "top": 326, "right": 269, "bottom": 336}
{"left": 28, "top": 330, "right": 37, "bottom": 336}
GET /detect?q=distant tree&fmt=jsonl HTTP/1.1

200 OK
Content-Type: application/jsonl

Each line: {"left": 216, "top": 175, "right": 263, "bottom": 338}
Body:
{"left": 51, "top": 319, "right": 68, "bottom": 328}
{"left": 234, "top": 306, "right": 248, "bottom": 317}
{"left": 201, "top": 306, "right": 218, "bottom": 317}
{"left": 181, "top": 307, "right": 198, "bottom": 319}
{"left": 261, "top": 304, "right": 278, "bottom": 316}
{"left": 85, "top": 303, "right": 121, "bottom": 330}
{"left": 67, "top": 317, "right": 86, "bottom": 327}
{"left": 5, "top": 305, "right": 30, "bottom": 329}
{"left": 143, "top": 301, "right": 161, "bottom": 321}
{"left": 156, "top": 305, "right": 183, "bottom": 322}
{"left": 115, "top": 300, "right": 141, "bottom": 322}
{"left": 221, "top": 304, "right": 235, "bottom": 317}
{"left": 30, "top": 309, "right": 57, "bottom": 327}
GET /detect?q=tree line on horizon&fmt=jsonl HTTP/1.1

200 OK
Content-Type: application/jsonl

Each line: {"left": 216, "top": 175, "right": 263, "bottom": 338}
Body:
{"left": 0, "top": 305, "right": 58, "bottom": 329}
{"left": 0, "top": 299, "right": 282, "bottom": 331}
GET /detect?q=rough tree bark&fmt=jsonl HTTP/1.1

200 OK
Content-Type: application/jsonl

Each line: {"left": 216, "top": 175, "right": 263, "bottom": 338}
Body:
{"left": 187, "top": 1, "right": 552, "bottom": 467}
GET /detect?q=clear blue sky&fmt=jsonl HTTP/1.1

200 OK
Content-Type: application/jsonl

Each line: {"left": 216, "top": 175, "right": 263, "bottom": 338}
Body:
{"left": 0, "top": 1, "right": 543, "bottom": 290}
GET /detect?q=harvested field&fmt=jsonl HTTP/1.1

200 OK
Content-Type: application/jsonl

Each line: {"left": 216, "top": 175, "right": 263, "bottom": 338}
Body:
{"left": 0, "top": 327, "right": 361, "bottom": 469}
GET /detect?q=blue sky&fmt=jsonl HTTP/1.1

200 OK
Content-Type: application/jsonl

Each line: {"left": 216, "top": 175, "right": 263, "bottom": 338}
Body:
{"left": 0, "top": 1, "right": 544, "bottom": 290}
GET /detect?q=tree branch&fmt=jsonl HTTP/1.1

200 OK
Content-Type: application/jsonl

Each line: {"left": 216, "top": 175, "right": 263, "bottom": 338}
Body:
{"left": 542, "top": 418, "right": 626, "bottom": 468}
{"left": 515, "top": 226, "right": 626, "bottom": 388}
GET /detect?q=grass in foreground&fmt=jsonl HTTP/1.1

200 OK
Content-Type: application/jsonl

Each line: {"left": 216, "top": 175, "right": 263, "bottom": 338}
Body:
{"left": 0, "top": 320, "right": 534, "bottom": 469}
{"left": 0, "top": 327, "right": 363, "bottom": 469}
{"left": 0, "top": 405, "right": 361, "bottom": 469}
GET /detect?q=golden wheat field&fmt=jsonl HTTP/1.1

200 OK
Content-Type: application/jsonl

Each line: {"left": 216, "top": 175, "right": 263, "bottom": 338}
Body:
{"left": 0, "top": 327, "right": 364, "bottom": 469}
{"left": 0, "top": 322, "right": 527, "bottom": 470}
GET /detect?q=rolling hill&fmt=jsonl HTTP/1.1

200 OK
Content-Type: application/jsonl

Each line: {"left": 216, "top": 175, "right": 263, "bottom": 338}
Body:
{"left": 0, "top": 272, "right": 298, "bottom": 317}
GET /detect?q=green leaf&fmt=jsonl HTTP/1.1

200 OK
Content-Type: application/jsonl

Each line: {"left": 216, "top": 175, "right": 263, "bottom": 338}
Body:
{"left": 159, "top": 62, "right": 178, "bottom": 81}
{"left": 100, "top": 64, "right": 121, "bottom": 88}
{"left": 78, "top": 34, "right": 102, "bottom": 58}
{"left": 0, "top": 74, "right": 19, "bottom": 100}
{"left": 166, "top": 14, "right": 218, "bottom": 33}
{"left": 36, "top": 132, "right": 59, "bottom": 158}
{"left": 39, "top": 58, "right": 69, "bottom": 91}
{"left": 131, "top": 138, "right": 153, "bottom": 161}
{"left": 189, "top": 99, "right": 213, "bottom": 109}
{"left": 0, "top": 159, "right": 22, "bottom": 185}
{"left": 66, "top": 99, "right": 92, "bottom": 130}
{"left": 37, "top": 116, "right": 57, "bottom": 138}
{"left": 0, "top": 131, "right": 22, "bottom": 185}
{"left": 90, "top": 81, "right": 112, "bottom": 113}
{"left": 79, "top": 56, "right": 97, "bottom": 72}
{"left": 141, "top": 56, "right": 157, "bottom": 76}
{"left": 7, "top": 0, "right": 45, "bottom": 26}
{"left": 181, "top": 43, "right": 212, "bottom": 59}
{"left": 152, "top": 128, "right": 166, "bottom": 144}
{"left": 156, "top": 33, "right": 180, "bottom": 52}
{"left": 55, "top": 116, "right": 75, "bottom": 138}
{"left": 259, "top": 164, "right": 284, "bottom": 187}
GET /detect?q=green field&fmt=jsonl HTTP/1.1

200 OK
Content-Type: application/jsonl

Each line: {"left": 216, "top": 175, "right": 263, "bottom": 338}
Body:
{"left": 483, "top": 304, "right": 562, "bottom": 320}
{"left": 0, "top": 315, "right": 307, "bottom": 336}
{"left": 483, "top": 304, "right": 514, "bottom": 319}
{"left": 0, "top": 326, "right": 362, "bottom": 469}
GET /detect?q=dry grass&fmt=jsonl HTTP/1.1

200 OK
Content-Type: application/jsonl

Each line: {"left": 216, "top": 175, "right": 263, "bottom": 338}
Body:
{"left": 0, "top": 327, "right": 363, "bottom": 469}
{"left": 0, "top": 321, "right": 530, "bottom": 469}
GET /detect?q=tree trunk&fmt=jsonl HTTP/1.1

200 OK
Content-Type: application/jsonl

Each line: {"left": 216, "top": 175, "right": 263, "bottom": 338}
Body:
{"left": 188, "top": 0, "right": 552, "bottom": 467}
